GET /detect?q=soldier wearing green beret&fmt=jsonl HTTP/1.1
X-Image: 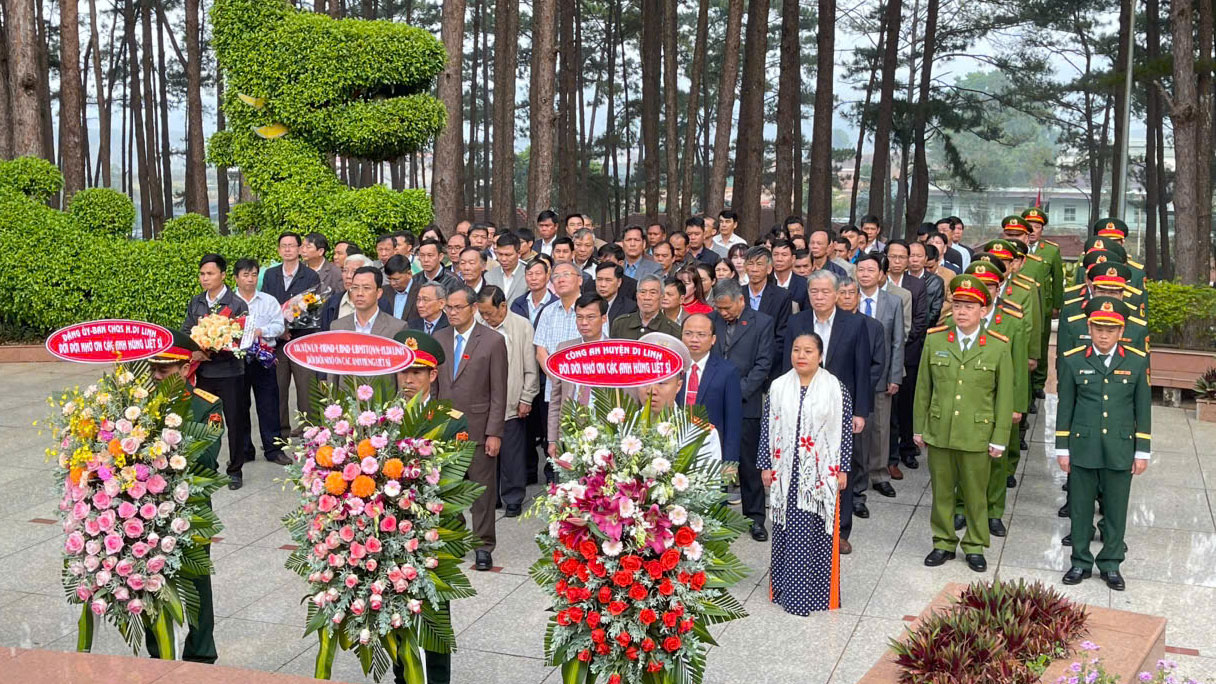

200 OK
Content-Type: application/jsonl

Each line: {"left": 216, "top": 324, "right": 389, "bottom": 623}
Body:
{"left": 1056, "top": 296, "right": 1151, "bottom": 591}
{"left": 146, "top": 331, "right": 222, "bottom": 663}
{"left": 915, "top": 275, "right": 1014, "bottom": 573}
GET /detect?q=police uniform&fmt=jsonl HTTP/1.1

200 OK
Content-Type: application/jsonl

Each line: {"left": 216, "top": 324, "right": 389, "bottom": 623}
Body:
{"left": 1022, "top": 209, "right": 1065, "bottom": 402}
{"left": 1056, "top": 297, "right": 1151, "bottom": 591}
{"left": 915, "top": 276, "right": 1014, "bottom": 571}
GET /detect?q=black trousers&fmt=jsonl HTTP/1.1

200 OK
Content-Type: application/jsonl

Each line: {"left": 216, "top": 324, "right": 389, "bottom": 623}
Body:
{"left": 195, "top": 374, "right": 248, "bottom": 475}
{"left": 891, "top": 364, "right": 919, "bottom": 465}
{"left": 392, "top": 647, "right": 451, "bottom": 684}
{"left": 739, "top": 417, "right": 765, "bottom": 527}
{"left": 525, "top": 394, "right": 553, "bottom": 484}
{"left": 497, "top": 417, "right": 528, "bottom": 508}
{"left": 241, "top": 360, "right": 283, "bottom": 460}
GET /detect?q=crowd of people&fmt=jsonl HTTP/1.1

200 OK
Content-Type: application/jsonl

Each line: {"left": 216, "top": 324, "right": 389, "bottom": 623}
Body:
{"left": 179, "top": 206, "right": 1153, "bottom": 617}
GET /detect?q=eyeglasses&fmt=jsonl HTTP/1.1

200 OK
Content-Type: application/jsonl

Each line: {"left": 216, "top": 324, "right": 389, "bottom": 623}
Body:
{"left": 444, "top": 303, "right": 472, "bottom": 312}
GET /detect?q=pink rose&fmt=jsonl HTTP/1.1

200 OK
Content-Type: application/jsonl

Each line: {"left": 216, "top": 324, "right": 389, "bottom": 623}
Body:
{"left": 365, "top": 537, "right": 383, "bottom": 553}
{"left": 318, "top": 495, "right": 337, "bottom": 513}
{"left": 84, "top": 519, "right": 102, "bottom": 536}
{"left": 146, "top": 556, "right": 166, "bottom": 574}
{"left": 97, "top": 510, "right": 116, "bottom": 531}
{"left": 115, "top": 559, "right": 134, "bottom": 577}
{"left": 426, "top": 502, "right": 444, "bottom": 514}
{"left": 126, "top": 599, "right": 143, "bottom": 615}
{"left": 344, "top": 574, "right": 359, "bottom": 589}
{"left": 95, "top": 569, "right": 112, "bottom": 586}
{"left": 90, "top": 598, "right": 108, "bottom": 615}
{"left": 313, "top": 544, "right": 327, "bottom": 559}
{"left": 126, "top": 574, "right": 145, "bottom": 591}
{"left": 424, "top": 529, "right": 440, "bottom": 543}
{"left": 405, "top": 538, "right": 420, "bottom": 553}
{"left": 127, "top": 482, "right": 147, "bottom": 499}
{"left": 170, "top": 518, "right": 190, "bottom": 534}
{"left": 92, "top": 492, "right": 112, "bottom": 510}
{"left": 364, "top": 500, "right": 383, "bottom": 517}
{"left": 159, "top": 537, "right": 177, "bottom": 553}
{"left": 380, "top": 515, "right": 397, "bottom": 533}
{"left": 103, "top": 534, "right": 124, "bottom": 555}
{"left": 84, "top": 555, "right": 100, "bottom": 571}
{"left": 369, "top": 594, "right": 383, "bottom": 610}
{"left": 338, "top": 526, "right": 355, "bottom": 543}
{"left": 122, "top": 518, "right": 144, "bottom": 538}
{"left": 401, "top": 566, "right": 418, "bottom": 580}
{"left": 350, "top": 598, "right": 366, "bottom": 615}
{"left": 342, "top": 463, "right": 361, "bottom": 481}
{"left": 161, "top": 429, "right": 182, "bottom": 447}
{"left": 65, "top": 532, "right": 85, "bottom": 555}
{"left": 327, "top": 553, "right": 345, "bottom": 568}
{"left": 349, "top": 542, "right": 366, "bottom": 560}
{"left": 146, "top": 475, "right": 167, "bottom": 495}
{"left": 364, "top": 559, "right": 377, "bottom": 572}
{"left": 117, "top": 501, "right": 138, "bottom": 520}
{"left": 393, "top": 579, "right": 408, "bottom": 593}
{"left": 85, "top": 540, "right": 101, "bottom": 556}
{"left": 416, "top": 442, "right": 433, "bottom": 457}
{"left": 103, "top": 479, "right": 121, "bottom": 497}
{"left": 75, "top": 586, "right": 93, "bottom": 602}
{"left": 113, "top": 586, "right": 129, "bottom": 602}
{"left": 157, "top": 501, "right": 176, "bottom": 517}
{"left": 72, "top": 501, "right": 91, "bottom": 521}
{"left": 325, "top": 532, "right": 340, "bottom": 549}
{"left": 68, "top": 561, "right": 84, "bottom": 577}
{"left": 360, "top": 456, "right": 379, "bottom": 474}
{"left": 173, "top": 482, "right": 190, "bottom": 504}
{"left": 101, "top": 556, "right": 117, "bottom": 570}
{"left": 120, "top": 437, "right": 140, "bottom": 455}
{"left": 131, "top": 542, "right": 151, "bottom": 558}
{"left": 115, "top": 419, "right": 133, "bottom": 434}
{"left": 139, "top": 503, "right": 158, "bottom": 520}
{"left": 146, "top": 575, "right": 164, "bottom": 592}
{"left": 398, "top": 520, "right": 413, "bottom": 534}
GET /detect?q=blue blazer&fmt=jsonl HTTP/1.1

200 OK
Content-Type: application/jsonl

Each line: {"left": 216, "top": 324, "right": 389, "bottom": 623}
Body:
{"left": 783, "top": 307, "right": 874, "bottom": 418}
{"left": 678, "top": 354, "right": 743, "bottom": 464}
{"left": 512, "top": 291, "right": 555, "bottom": 326}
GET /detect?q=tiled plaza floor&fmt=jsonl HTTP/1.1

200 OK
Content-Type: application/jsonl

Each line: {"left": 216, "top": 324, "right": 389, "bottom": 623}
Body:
{"left": 1, "top": 361, "right": 1214, "bottom": 683}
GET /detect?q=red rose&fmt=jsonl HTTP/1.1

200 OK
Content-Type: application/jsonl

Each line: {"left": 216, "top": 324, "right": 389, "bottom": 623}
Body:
{"left": 591, "top": 628, "right": 606, "bottom": 643}
{"left": 647, "top": 660, "right": 663, "bottom": 673}
{"left": 598, "top": 587, "right": 613, "bottom": 603}
{"left": 556, "top": 611, "right": 571, "bottom": 626}
{"left": 672, "top": 603, "right": 685, "bottom": 616}
{"left": 658, "top": 579, "right": 674, "bottom": 596}
{"left": 616, "top": 632, "right": 631, "bottom": 648}
{"left": 620, "top": 555, "right": 643, "bottom": 573}
{"left": 595, "top": 643, "right": 611, "bottom": 655}
{"left": 612, "top": 570, "right": 635, "bottom": 587}
{"left": 556, "top": 579, "right": 568, "bottom": 594}
{"left": 628, "top": 584, "right": 648, "bottom": 601}
{"left": 577, "top": 649, "right": 591, "bottom": 662}
{"left": 560, "top": 559, "right": 581, "bottom": 576}
{"left": 639, "top": 608, "right": 658, "bottom": 625}
{"left": 678, "top": 571, "right": 691, "bottom": 585}
{"left": 626, "top": 646, "right": 639, "bottom": 661}
{"left": 607, "top": 601, "right": 628, "bottom": 616}
{"left": 579, "top": 540, "right": 598, "bottom": 559}
{"left": 645, "top": 561, "right": 664, "bottom": 579}
{"left": 609, "top": 675, "right": 622, "bottom": 684}
{"left": 679, "top": 619, "right": 693, "bottom": 634}
{"left": 586, "top": 611, "right": 602, "bottom": 628}
{"left": 552, "top": 549, "right": 564, "bottom": 565}
{"left": 588, "top": 560, "right": 607, "bottom": 578}
{"left": 674, "top": 527, "right": 696, "bottom": 548}
{"left": 568, "top": 606, "right": 584, "bottom": 623}
{"left": 663, "top": 636, "right": 682, "bottom": 653}
{"left": 641, "top": 638, "right": 656, "bottom": 653}
{"left": 662, "top": 611, "right": 679, "bottom": 628}
{"left": 576, "top": 567, "right": 590, "bottom": 583}
{"left": 660, "top": 549, "right": 680, "bottom": 571}
{"left": 691, "top": 572, "right": 707, "bottom": 590}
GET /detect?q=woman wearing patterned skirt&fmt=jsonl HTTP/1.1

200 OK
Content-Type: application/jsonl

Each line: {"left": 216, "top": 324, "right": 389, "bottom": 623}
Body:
{"left": 759, "top": 332, "right": 853, "bottom": 615}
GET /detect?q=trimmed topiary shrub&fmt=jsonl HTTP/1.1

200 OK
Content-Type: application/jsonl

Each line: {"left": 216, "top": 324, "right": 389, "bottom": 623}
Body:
{"left": 161, "top": 213, "right": 220, "bottom": 242}
{"left": 0, "top": 157, "right": 64, "bottom": 202}
{"left": 68, "top": 187, "right": 137, "bottom": 238}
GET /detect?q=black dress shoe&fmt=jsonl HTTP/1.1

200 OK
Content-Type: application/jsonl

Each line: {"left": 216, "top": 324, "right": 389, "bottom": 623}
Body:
{"left": 853, "top": 503, "right": 870, "bottom": 519}
{"left": 965, "top": 554, "right": 987, "bottom": 572}
{"left": 924, "top": 549, "right": 956, "bottom": 567}
{"left": 873, "top": 482, "right": 897, "bottom": 498}
{"left": 902, "top": 455, "right": 919, "bottom": 469}
{"left": 1062, "top": 567, "right": 1092, "bottom": 585}
{"left": 953, "top": 514, "right": 966, "bottom": 531}
{"left": 1034, "top": 389, "right": 1046, "bottom": 400}
{"left": 1057, "top": 503, "right": 1070, "bottom": 518}
{"left": 1099, "top": 570, "right": 1126, "bottom": 591}
{"left": 988, "top": 518, "right": 1007, "bottom": 537}
{"left": 474, "top": 550, "right": 493, "bottom": 571}
{"left": 1062, "top": 481, "right": 1069, "bottom": 492}
{"left": 267, "top": 451, "right": 292, "bottom": 466}
{"left": 1028, "top": 402, "right": 1038, "bottom": 414}
{"left": 504, "top": 504, "right": 522, "bottom": 518}
{"left": 1061, "top": 533, "right": 1072, "bottom": 546}
{"left": 1019, "top": 438, "right": 1029, "bottom": 451}
{"left": 750, "top": 524, "right": 769, "bottom": 542}
{"left": 227, "top": 473, "right": 243, "bottom": 490}
{"left": 1006, "top": 474, "right": 1017, "bottom": 488}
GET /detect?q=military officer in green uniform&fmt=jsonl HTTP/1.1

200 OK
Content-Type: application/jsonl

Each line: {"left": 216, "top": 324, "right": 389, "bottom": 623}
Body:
{"left": 1057, "top": 262, "right": 1149, "bottom": 356}
{"left": 1091, "top": 217, "right": 1147, "bottom": 288}
{"left": 391, "top": 329, "right": 463, "bottom": 684}
{"left": 915, "top": 275, "right": 1014, "bottom": 573}
{"left": 1056, "top": 296, "right": 1151, "bottom": 591}
{"left": 1022, "top": 208, "right": 1064, "bottom": 405}
{"left": 146, "top": 331, "right": 221, "bottom": 663}
{"left": 1072, "top": 238, "right": 1146, "bottom": 312}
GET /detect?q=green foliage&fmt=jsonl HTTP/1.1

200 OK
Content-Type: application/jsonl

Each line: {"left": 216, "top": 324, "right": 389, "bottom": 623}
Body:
{"left": 162, "top": 213, "right": 220, "bottom": 242}
{"left": 890, "top": 579, "right": 1088, "bottom": 684}
{"left": 0, "top": 157, "right": 64, "bottom": 202}
{"left": 1145, "top": 280, "right": 1216, "bottom": 347}
{"left": 1194, "top": 367, "right": 1216, "bottom": 400}
{"left": 68, "top": 188, "right": 137, "bottom": 238}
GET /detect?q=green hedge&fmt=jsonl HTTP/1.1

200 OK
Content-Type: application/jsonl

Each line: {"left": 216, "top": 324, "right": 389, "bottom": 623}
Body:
{"left": 1145, "top": 280, "right": 1216, "bottom": 348}
{"left": 69, "top": 188, "right": 137, "bottom": 238}
{"left": 0, "top": 157, "right": 63, "bottom": 202}
{"left": 161, "top": 213, "right": 220, "bottom": 242}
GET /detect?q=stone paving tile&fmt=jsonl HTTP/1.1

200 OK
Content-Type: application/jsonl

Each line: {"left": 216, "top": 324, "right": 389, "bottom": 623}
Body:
{"left": 2, "top": 363, "right": 1215, "bottom": 682}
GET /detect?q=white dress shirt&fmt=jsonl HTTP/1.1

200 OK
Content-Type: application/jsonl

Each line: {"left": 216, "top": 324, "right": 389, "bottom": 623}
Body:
{"left": 237, "top": 289, "right": 286, "bottom": 348}
{"left": 813, "top": 309, "right": 836, "bottom": 360}
{"left": 354, "top": 310, "right": 380, "bottom": 334}
{"left": 205, "top": 286, "right": 229, "bottom": 309}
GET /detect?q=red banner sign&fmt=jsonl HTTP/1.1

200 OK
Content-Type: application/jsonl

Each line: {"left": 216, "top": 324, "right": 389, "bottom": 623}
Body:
{"left": 284, "top": 330, "right": 416, "bottom": 376}
{"left": 45, "top": 320, "right": 175, "bottom": 364}
{"left": 545, "top": 339, "right": 685, "bottom": 388}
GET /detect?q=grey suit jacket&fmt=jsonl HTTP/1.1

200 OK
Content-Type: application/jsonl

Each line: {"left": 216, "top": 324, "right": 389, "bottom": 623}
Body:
{"left": 328, "top": 311, "right": 407, "bottom": 390}
{"left": 547, "top": 336, "right": 602, "bottom": 443}
{"left": 622, "top": 256, "right": 662, "bottom": 281}
{"left": 435, "top": 323, "right": 508, "bottom": 445}
{"left": 884, "top": 281, "right": 913, "bottom": 339}
{"left": 859, "top": 288, "right": 905, "bottom": 387}
{"left": 491, "top": 311, "right": 540, "bottom": 421}
{"left": 485, "top": 262, "right": 529, "bottom": 304}
{"left": 312, "top": 260, "right": 345, "bottom": 295}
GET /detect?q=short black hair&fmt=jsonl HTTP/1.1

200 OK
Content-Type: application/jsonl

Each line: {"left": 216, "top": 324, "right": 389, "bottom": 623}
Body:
{"left": 923, "top": 243, "right": 940, "bottom": 260}
{"left": 199, "top": 253, "right": 227, "bottom": 272}
{"left": 668, "top": 231, "right": 688, "bottom": 245}
{"left": 553, "top": 236, "right": 575, "bottom": 251}
{"left": 477, "top": 284, "right": 507, "bottom": 307}
{"left": 345, "top": 244, "right": 364, "bottom": 257}
{"left": 622, "top": 225, "right": 645, "bottom": 240}
{"left": 917, "top": 222, "right": 937, "bottom": 236}
{"left": 856, "top": 252, "right": 888, "bottom": 273}
{"left": 496, "top": 232, "right": 521, "bottom": 250}
{"left": 233, "top": 258, "right": 260, "bottom": 275}
{"left": 376, "top": 233, "right": 396, "bottom": 246}
{"left": 396, "top": 231, "right": 416, "bottom": 248}
{"left": 564, "top": 213, "right": 584, "bottom": 225}
{"left": 278, "top": 231, "right": 303, "bottom": 247}
{"left": 353, "top": 265, "right": 383, "bottom": 288}
{"left": 652, "top": 240, "right": 674, "bottom": 255}
{"left": 597, "top": 243, "right": 625, "bottom": 262}
{"left": 418, "top": 238, "right": 444, "bottom": 253}
{"left": 536, "top": 210, "right": 558, "bottom": 224}
{"left": 383, "top": 254, "right": 411, "bottom": 276}
{"left": 859, "top": 214, "right": 882, "bottom": 228}
{"left": 595, "top": 262, "right": 624, "bottom": 280}
{"left": 783, "top": 215, "right": 805, "bottom": 228}
{"left": 469, "top": 224, "right": 489, "bottom": 237}
{"left": 664, "top": 276, "right": 686, "bottom": 297}
{"left": 684, "top": 216, "right": 705, "bottom": 230}
{"left": 304, "top": 232, "right": 329, "bottom": 252}
{"left": 770, "top": 239, "right": 794, "bottom": 253}
{"left": 719, "top": 209, "right": 739, "bottom": 222}
{"left": 575, "top": 292, "right": 608, "bottom": 314}
{"left": 446, "top": 232, "right": 468, "bottom": 248}
{"left": 840, "top": 224, "right": 861, "bottom": 236}
{"left": 525, "top": 257, "right": 550, "bottom": 273}
{"left": 793, "top": 248, "right": 810, "bottom": 260}
{"left": 515, "top": 227, "right": 535, "bottom": 242}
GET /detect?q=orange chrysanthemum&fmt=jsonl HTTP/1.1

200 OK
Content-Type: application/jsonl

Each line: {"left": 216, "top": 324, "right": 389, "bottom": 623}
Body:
{"left": 350, "top": 475, "right": 376, "bottom": 498}
{"left": 325, "top": 472, "right": 348, "bottom": 495}
{"left": 107, "top": 438, "right": 124, "bottom": 457}
{"left": 315, "top": 445, "right": 335, "bottom": 468}
{"left": 382, "top": 458, "right": 405, "bottom": 479}
{"left": 357, "top": 439, "right": 377, "bottom": 459}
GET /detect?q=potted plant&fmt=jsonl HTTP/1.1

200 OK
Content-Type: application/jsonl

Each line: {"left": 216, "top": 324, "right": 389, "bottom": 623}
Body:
{"left": 1195, "top": 367, "right": 1216, "bottom": 422}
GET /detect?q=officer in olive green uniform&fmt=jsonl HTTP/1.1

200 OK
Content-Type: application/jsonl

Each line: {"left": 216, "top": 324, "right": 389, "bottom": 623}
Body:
{"left": 1073, "top": 238, "right": 1147, "bottom": 313}
{"left": 1057, "top": 262, "right": 1149, "bottom": 357}
{"left": 1022, "top": 209, "right": 1064, "bottom": 403}
{"left": 146, "top": 332, "right": 221, "bottom": 663}
{"left": 915, "top": 275, "right": 1014, "bottom": 573}
{"left": 391, "top": 329, "right": 462, "bottom": 684}
{"left": 1056, "top": 296, "right": 1151, "bottom": 591}
{"left": 1091, "top": 218, "right": 1147, "bottom": 289}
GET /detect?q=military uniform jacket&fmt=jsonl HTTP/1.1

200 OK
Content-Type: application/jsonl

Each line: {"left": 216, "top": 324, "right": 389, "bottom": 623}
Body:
{"left": 913, "top": 324, "right": 1015, "bottom": 452}
{"left": 1003, "top": 278, "right": 1042, "bottom": 359}
{"left": 982, "top": 305, "right": 1030, "bottom": 414}
{"left": 1056, "top": 295, "right": 1149, "bottom": 357}
{"left": 1055, "top": 344, "right": 1151, "bottom": 470}
{"left": 1031, "top": 239, "right": 1065, "bottom": 312}
{"left": 189, "top": 388, "right": 225, "bottom": 473}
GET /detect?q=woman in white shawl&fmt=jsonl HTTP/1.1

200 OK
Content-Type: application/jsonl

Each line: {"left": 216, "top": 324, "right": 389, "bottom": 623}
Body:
{"left": 759, "top": 331, "right": 852, "bottom": 614}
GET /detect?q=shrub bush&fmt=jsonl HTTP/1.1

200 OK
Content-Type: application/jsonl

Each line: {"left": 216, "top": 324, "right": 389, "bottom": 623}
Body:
{"left": 0, "top": 157, "right": 63, "bottom": 202}
{"left": 68, "top": 187, "right": 137, "bottom": 238}
{"left": 161, "top": 213, "right": 220, "bottom": 242}
{"left": 1145, "top": 280, "right": 1216, "bottom": 348}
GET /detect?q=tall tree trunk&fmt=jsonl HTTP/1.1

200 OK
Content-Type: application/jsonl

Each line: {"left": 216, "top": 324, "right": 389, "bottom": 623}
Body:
{"left": 807, "top": 0, "right": 835, "bottom": 230}
{"left": 640, "top": 0, "right": 661, "bottom": 221}
{"left": 139, "top": 0, "right": 165, "bottom": 230}
{"left": 850, "top": 18, "right": 883, "bottom": 225}
{"left": 604, "top": 0, "right": 620, "bottom": 227}
{"left": 433, "top": 0, "right": 466, "bottom": 232}
{"left": 0, "top": 19, "right": 13, "bottom": 160}
{"left": 491, "top": 0, "right": 518, "bottom": 228}
{"left": 574, "top": 0, "right": 587, "bottom": 199}
{"left": 1108, "top": 0, "right": 1131, "bottom": 217}
{"left": 480, "top": 8, "right": 491, "bottom": 218}
{"left": 868, "top": 0, "right": 901, "bottom": 223}
{"left": 184, "top": 0, "right": 208, "bottom": 214}
{"left": 60, "top": 0, "right": 87, "bottom": 199}
{"left": 1143, "top": 0, "right": 1162, "bottom": 278}
{"left": 35, "top": 0, "right": 55, "bottom": 166}
{"left": 557, "top": 0, "right": 578, "bottom": 213}
{"left": 155, "top": 7, "right": 174, "bottom": 218}
{"left": 1169, "top": 0, "right": 1213, "bottom": 285}
{"left": 465, "top": 0, "right": 480, "bottom": 213}
{"left": 662, "top": 0, "right": 679, "bottom": 224}
{"left": 733, "top": 0, "right": 771, "bottom": 238}
{"left": 88, "top": 0, "right": 112, "bottom": 186}
{"left": 679, "top": 0, "right": 709, "bottom": 223}
{"left": 772, "top": 0, "right": 799, "bottom": 222}
{"left": 126, "top": 0, "right": 153, "bottom": 235}
{"left": 528, "top": 0, "right": 557, "bottom": 216}
{"left": 904, "top": 0, "right": 938, "bottom": 237}
{"left": 707, "top": 0, "right": 745, "bottom": 220}
{"left": 217, "top": 68, "right": 230, "bottom": 233}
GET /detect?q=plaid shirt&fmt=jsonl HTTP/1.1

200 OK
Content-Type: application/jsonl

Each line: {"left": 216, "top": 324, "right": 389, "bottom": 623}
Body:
{"left": 533, "top": 298, "right": 580, "bottom": 401}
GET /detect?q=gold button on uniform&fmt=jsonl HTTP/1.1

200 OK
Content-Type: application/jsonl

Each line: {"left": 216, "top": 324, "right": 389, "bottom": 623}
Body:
{"left": 1102, "top": 428, "right": 1108, "bottom": 434}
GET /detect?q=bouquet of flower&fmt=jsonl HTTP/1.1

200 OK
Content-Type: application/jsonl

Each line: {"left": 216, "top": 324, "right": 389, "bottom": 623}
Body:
{"left": 44, "top": 363, "right": 228, "bottom": 658}
{"left": 531, "top": 390, "right": 751, "bottom": 684}
{"left": 282, "top": 382, "right": 484, "bottom": 682}
{"left": 189, "top": 307, "right": 246, "bottom": 357}
{"left": 247, "top": 338, "right": 277, "bottom": 369}
{"left": 283, "top": 285, "right": 332, "bottom": 330}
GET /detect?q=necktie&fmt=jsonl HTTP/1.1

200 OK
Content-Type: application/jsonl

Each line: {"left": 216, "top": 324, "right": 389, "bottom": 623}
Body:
{"left": 864, "top": 297, "right": 873, "bottom": 317}
{"left": 687, "top": 364, "right": 700, "bottom": 405}
{"left": 452, "top": 334, "right": 464, "bottom": 378}
{"left": 962, "top": 336, "right": 971, "bottom": 352}
{"left": 425, "top": 320, "right": 434, "bottom": 335}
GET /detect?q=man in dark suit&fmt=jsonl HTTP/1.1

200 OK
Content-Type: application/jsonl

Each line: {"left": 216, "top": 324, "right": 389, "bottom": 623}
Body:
{"left": 182, "top": 253, "right": 251, "bottom": 489}
{"left": 741, "top": 247, "right": 792, "bottom": 376}
{"left": 770, "top": 239, "right": 811, "bottom": 313}
{"left": 709, "top": 281, "right": 775, "bottom": 540}
{"left": 434, "top": 285, "right": 509, "bottom": 572}
{"left": 885, "top": 239, "right": 930, "bottom": 470}
{"left": 583, "top": 244, "right": 638, "bottom": 302}
{"left": 680, "top": 314, "right": 742, "bottom": 470}
{"left": 378, "top": 254, "right": 419, "bottom": 322}
{"left": 407, "top": 281, "right": 450, "bottom": 335}
{"left": 261, "top": 232, "right": 322, "bottom": 438}
{"left": 595, "top": 262, "right": 638, "bottom": 324}
{"left": 783, "top": 269, "right": 874, "bottom": 553}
